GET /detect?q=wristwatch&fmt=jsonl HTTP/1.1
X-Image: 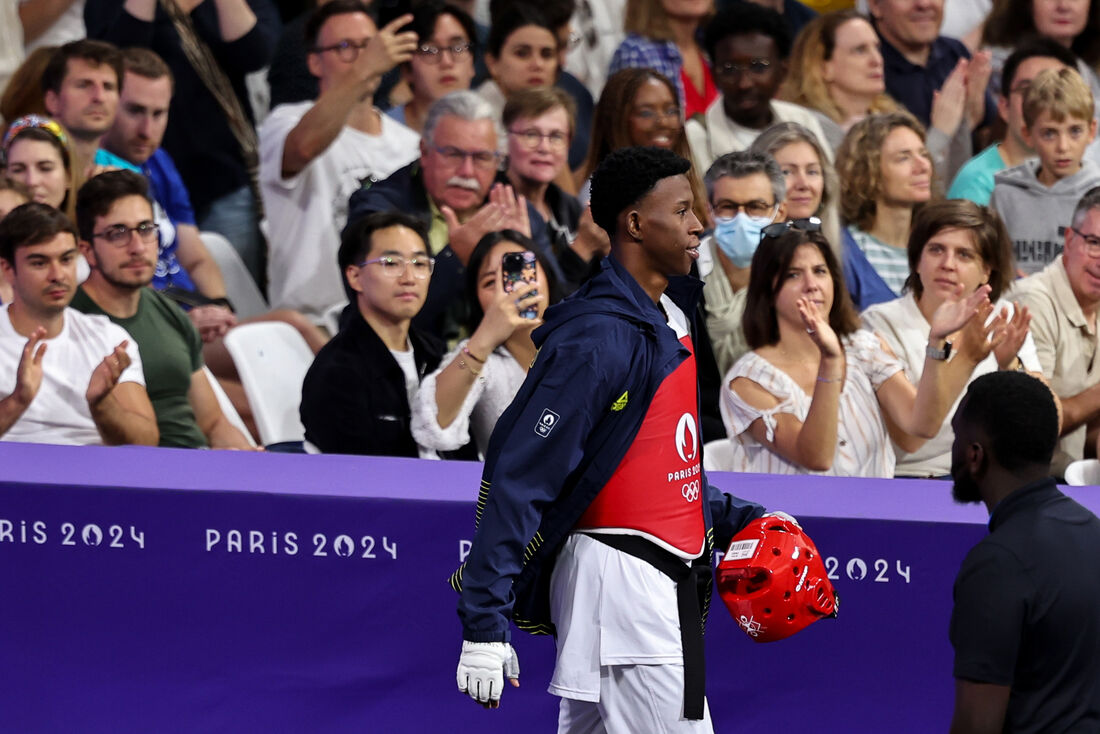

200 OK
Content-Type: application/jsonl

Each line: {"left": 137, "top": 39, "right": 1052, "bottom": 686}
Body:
{"left": 926, "top": 340, "right": 952, "bottom": 361}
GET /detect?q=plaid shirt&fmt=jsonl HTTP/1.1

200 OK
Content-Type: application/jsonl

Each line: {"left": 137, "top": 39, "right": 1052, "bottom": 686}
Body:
{"left": 609, "top": 33, "right": 684, "bottom": 108}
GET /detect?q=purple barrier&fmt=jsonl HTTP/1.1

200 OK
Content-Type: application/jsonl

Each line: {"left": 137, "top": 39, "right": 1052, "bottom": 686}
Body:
{"left": 0, "top": 443, "right": 1096, "bottom": 733}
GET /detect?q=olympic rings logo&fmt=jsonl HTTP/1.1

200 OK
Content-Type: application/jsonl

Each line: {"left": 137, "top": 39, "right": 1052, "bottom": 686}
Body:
{"left": 681, "top": 480, "right": 700, "bottom": 502}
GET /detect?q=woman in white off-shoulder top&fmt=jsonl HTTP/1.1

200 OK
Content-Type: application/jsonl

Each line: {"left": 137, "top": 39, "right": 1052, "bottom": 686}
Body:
{"left": 720, "top": 222, "right": 1005, "bottom": 477}
{"left": 412, "top": 230, "right": 560, "bottom": 458}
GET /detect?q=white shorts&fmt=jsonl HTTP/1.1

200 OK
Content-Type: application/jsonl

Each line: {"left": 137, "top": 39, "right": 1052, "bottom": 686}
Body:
{"left": 557, "top": 663, "right": 713, "bottom": 734}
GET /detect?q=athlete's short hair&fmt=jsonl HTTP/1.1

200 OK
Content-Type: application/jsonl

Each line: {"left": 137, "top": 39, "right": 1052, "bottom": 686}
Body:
{"left": 590, "top": 146, "right": 691, "bottom": 239}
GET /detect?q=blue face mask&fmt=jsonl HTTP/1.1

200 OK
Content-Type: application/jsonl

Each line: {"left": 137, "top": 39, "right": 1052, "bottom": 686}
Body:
{"left": 714, "top": 212, "right": 772, "bottom": 268}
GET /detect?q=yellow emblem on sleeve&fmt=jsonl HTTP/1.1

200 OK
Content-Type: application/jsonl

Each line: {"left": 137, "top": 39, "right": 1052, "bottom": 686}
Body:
{"left": 610, "top": 391, "right": 629, "bottom": 412}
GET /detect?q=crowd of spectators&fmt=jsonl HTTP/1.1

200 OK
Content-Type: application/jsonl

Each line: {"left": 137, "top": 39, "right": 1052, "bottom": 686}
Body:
{"left": 2, "top": 0, "right": 1099, "bottom": 482}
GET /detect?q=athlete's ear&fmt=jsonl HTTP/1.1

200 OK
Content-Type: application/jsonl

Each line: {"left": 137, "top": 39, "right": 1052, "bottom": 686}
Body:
{"left": 625, "top": 209, "right": 642, "bottom": 241}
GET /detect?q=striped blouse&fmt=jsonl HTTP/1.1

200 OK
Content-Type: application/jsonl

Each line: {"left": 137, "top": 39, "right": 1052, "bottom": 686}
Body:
{"left": 720, "top": 329, "right": 903, "bottom": 477}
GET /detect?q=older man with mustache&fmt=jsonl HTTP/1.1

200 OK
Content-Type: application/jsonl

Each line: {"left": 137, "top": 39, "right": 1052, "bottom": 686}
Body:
{"left": 348, "top": 90, "right": 562, "bottom": 341}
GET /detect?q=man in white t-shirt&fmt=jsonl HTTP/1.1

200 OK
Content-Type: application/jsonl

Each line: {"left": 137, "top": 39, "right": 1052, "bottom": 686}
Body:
{"left": 259, "top": 0, "right": 422, "bottom": 324}
{"left": 0, "top": 202, "right": 157, "bottom": 445}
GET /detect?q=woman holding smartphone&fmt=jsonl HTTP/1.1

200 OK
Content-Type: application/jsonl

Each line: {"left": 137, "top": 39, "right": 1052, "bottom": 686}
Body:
{"left": 412, "top": 230, "right": 560, "bottom": 457}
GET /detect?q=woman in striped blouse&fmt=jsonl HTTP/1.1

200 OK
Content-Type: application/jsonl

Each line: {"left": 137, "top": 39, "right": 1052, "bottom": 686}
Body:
{"left": 719, "top": 222, "right": 998, "bottom": 477}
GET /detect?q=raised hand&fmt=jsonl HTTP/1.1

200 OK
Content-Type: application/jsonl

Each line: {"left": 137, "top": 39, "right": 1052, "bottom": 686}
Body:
{"left": 358, "top": 14, "right": 418, "bottom": 80}
{"left": 441, "top": 199, "right": 507, "bottom": 264}
{"left": 489, "top": 184, "right": 531, "bottom": 238}
{"left": 993, "top": 304, "right": 1032, "bottom": 370}
{"left": 930, "top": 57, "right": 968, "bottom": 138}
{"left": 797, "top": 296, "right": 841, "bottom": 359}
{"left": 964, "top": 50, "right": 993, "bottom": 131}
{"left": 929, "top": 284, "right": 991, "bottom": 342}
{"left": 86, "top": 341, "right": 132, "bottom": 407}
{"left": 954, "top": 299, "right": 1005, "bottom": 366}
{"left": 572, "top": 205, "right": 611, "bottom": 261}
{"left": 11, "top": 327, "right": 47, "bottom": 408}
{"left": 467, "top": 270, "right": 541, "bottom": 358}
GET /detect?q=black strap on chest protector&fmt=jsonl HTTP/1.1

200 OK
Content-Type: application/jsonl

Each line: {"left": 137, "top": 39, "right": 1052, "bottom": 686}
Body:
{"left": 587, "top": 533, "right": 707, "bottom": 720}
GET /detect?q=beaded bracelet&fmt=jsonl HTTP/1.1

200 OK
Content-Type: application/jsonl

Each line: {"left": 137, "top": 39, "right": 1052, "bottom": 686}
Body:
{"left": 816, "top": 375, "right": 841, "bottom": 383}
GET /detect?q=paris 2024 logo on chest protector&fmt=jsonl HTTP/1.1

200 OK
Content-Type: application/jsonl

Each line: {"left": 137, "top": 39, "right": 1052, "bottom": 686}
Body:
{"left": 674, "top": 413, "right": 700, "bottom": 502}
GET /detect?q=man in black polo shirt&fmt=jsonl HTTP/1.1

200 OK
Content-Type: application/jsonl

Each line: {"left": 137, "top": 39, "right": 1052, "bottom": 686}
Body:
{"left": 948, "top": 371, "right": 1100, "bottom": 733}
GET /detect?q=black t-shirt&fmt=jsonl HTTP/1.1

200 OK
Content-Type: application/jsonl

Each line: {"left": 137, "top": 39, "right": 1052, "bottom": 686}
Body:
{"left": 950, "top": 478, "right": 1100, "bottom": 732}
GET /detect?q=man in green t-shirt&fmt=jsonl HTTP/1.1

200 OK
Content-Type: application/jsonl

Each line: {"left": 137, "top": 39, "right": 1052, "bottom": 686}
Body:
{"left": 71, "top": 170, "right": 254, "bottom": 449}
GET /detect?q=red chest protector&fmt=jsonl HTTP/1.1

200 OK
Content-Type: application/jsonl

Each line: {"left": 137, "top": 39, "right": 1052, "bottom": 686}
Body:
{"left": 576, "top": 335, "right": 705, "bottom": 557}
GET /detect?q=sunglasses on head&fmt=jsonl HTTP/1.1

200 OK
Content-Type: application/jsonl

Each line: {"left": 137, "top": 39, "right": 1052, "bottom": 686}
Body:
{"left": 760, "top": 217, "right": 822, "bottom": 240}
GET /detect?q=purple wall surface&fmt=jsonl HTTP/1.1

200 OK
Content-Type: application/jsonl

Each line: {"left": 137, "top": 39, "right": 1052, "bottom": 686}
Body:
{"left": 0, "top": 443, "right": 1096, "bottom": 733}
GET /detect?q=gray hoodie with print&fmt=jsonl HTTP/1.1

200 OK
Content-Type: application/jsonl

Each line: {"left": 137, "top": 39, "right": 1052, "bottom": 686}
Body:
{"left": 990, "top": 158, "right": 1100, "bottom": 274}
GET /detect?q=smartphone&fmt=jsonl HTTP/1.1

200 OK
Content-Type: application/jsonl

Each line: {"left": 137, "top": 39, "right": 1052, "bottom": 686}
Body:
{"left": 501, "top": 251, "right": 539, "bottom": 320}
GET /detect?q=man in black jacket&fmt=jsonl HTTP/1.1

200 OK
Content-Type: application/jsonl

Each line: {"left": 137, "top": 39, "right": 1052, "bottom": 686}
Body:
{"left": 300, "top": 211, "right": 442, "bottom": 456}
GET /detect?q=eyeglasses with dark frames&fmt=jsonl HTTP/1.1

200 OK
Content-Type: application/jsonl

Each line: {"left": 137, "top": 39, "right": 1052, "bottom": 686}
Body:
{"left": 1065, "top": 226, "right": 1100, "bottom": 257}
{"left": 92, "top": 222, "right": 160, "bottom": 247}
{"left": 431, "top": 144, "right": 501, "bottom": 170}
{"left": 311, "top": 38, "right": 370, "bottom": 63}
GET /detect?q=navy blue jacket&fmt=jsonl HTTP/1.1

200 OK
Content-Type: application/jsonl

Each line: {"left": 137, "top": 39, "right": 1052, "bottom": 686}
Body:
{"left": 450, "top": 256, "right": 764, "bottom": 642}
{"left": 346, "top": 161, "right": 559, "bottom": 340}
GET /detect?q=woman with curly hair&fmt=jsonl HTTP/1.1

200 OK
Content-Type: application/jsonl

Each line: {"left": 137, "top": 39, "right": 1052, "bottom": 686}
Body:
{"left": 578, "top": 67, "right": 708, "bottom": 226}
{"left": 835, "top": 111, "right": 935, "bottom": 310}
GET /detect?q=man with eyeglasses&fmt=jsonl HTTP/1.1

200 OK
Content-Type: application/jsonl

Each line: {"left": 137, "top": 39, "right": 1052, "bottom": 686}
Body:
{"left": 0, "top": 202, "right": 158, "bottom": 447}
{"left": 948, "top": 40, "right": 1079, "bottom": 207}
{"left": 388, "top": 1, "right": 478, "bottom": 135}
{"left": 348, "top": 90, "right": 560, "bottom": 341}
{"left": 71, "top": 171, "right": 254, "bottom": 450}
{"left": 300, "top": 211, "right": 446, "bottom": 457}
{"left": 686, "top": 2, "right": 831, "bottom": 175}
{"left": 1011, "top": 187, "right": 1100, "bottom": 478}
{"left": 259, "top": 0, "right": 422, "bottom": 326}
{"left": 698, "top": 150, "right": 788, "bottom": 377}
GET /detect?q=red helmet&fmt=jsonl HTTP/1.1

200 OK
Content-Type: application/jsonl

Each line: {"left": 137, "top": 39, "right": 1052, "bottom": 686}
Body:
{"left": 716, "top": 516, "right": 839, "bottom": 643}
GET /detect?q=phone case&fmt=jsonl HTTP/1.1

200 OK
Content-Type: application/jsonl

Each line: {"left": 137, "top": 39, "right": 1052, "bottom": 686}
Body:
{"left": 501, "top": 251, "right": 539, "bottom": 319}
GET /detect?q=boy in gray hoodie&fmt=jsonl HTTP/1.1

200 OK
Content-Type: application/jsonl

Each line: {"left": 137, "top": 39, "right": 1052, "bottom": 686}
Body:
{"left": 991, "top": 67, "right": 1100, "bottom": 275}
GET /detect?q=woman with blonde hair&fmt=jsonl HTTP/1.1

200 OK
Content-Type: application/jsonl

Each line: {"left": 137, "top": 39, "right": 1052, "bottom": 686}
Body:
{"left": 608, "top": 0, "right": 716, "bottom": 119}
{"left": 749, "top": 121, "right": 841, "bottom": 250}
{"left": 836, "top": 111, "right": 935, "bottom": 310}
{"left": 783, "top": 10, "right": 971, "bottom": 181}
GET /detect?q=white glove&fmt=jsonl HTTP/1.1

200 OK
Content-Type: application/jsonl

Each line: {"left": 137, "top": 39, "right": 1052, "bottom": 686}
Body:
{"left": 457, "top": 641, "right": 520, "bottom": 707}
{"left": 763, "top": 510, "right": 801, "bottom": 529}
